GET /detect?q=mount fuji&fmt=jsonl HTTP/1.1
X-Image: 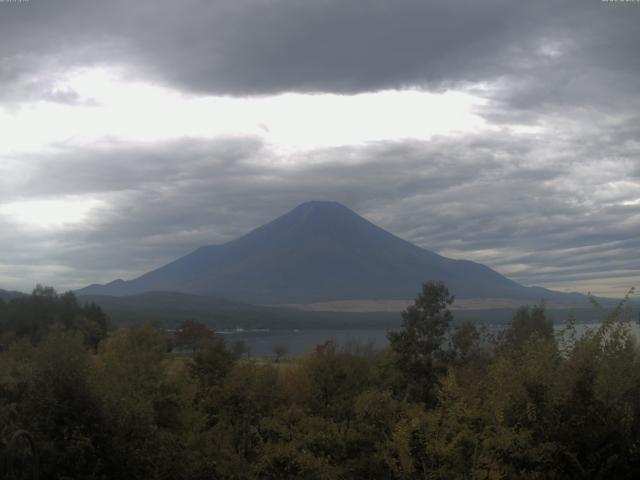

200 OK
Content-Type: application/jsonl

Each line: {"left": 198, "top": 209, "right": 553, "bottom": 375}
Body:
{"left": 77, "top": 201, "right": 580, "bottom": 305}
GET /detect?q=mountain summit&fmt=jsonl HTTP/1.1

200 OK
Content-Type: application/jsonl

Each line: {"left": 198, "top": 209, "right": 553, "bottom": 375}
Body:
{"left": 78, "top": 201, "right": 567, "bottom": 303}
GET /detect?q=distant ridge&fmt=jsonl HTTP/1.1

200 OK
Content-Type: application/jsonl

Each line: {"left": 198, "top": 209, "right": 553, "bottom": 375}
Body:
{"left": 76, "top": 290, "right": 402, "bottom": 329}
{"left": 0, "top": 288, "right": 28, "bottom": 302}
{"left": 77, "top": 201, "right": 586, "bottom": 304}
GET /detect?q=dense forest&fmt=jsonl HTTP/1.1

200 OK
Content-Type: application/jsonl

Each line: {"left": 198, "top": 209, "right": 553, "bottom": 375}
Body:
{"left": 1, "top": 283, "right": 639, "bottom": 479}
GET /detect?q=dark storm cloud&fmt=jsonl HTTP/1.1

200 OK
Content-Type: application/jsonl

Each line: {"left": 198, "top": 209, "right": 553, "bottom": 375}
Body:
{"left": 0, "top": 0, "right": 637, "bottom": 101}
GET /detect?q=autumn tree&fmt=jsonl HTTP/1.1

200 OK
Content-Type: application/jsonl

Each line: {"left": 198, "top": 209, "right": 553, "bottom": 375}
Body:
{"left": 388, "top": 281, "right": 454, "bottom": 405}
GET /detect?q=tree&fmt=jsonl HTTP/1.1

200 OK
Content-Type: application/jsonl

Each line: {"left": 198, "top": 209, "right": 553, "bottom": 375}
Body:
{"left": 191, "top": 335, "right": 237, "bottom": 390}
{"left": 388, "top": 281, "right": 454, "bottom": 405}
{"left": 21, "top": 327, "right": 103, "bottom": 479}
{"left": 272, "top": 344, "right": 288, "bottom": 363}
{"left": 503, "top": 303, "right": 553, "bottom": 350}
{"left": 174, "top": 319, "right": 215, "bottom": 352}
{"left": 93, "top": 325, "right": 180, "bottom": 479}
{"left": 0, "top": 286, "right": 109, "bottom": 347}
{"left": 449, "top": 320, "right": 483, "bottom": 365}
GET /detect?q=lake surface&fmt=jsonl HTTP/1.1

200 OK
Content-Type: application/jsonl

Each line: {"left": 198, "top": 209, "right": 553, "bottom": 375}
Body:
{"left": 217, "top": 321, "right": 640, "bottom": 357}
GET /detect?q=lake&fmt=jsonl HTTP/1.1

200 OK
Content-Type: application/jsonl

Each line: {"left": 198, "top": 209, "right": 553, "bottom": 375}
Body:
{"left": 218, "top": 327, "right": 391, "bottom": 356}
{"left": 217, "top": 320, "right": 640, "bottom": 357}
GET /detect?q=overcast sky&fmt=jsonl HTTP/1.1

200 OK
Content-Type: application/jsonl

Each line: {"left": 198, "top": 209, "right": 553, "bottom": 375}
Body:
{"left": 1, "top": 0, "right": 639, "bottom": 297}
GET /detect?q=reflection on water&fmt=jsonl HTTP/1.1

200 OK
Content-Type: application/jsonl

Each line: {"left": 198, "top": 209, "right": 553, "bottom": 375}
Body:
{"left": 217, "top": 321, "right": 640, "bottom": 357}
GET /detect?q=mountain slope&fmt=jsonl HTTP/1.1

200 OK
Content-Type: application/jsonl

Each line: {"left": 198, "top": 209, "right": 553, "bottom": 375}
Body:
{"left": 0, "top": 289, "right": 28, "bottom": 302}
{"left": 77, "top": 201, "right": 581, "bottom": 304}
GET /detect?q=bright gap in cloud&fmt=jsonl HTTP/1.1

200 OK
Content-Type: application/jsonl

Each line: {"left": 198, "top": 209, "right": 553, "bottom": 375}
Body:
{"left": 0, "top": 67, "right": 495, "bottom": 154}
{"left": 0, "top": 197, "right": 103, "bottom": 229}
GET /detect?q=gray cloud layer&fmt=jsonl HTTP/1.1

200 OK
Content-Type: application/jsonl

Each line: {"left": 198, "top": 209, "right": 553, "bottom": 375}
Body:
{"left": 1, "top": 0, "right": 639, "bottom": 296}
{"left": 1, "top": 1, "right": 638, "bottom": 98}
